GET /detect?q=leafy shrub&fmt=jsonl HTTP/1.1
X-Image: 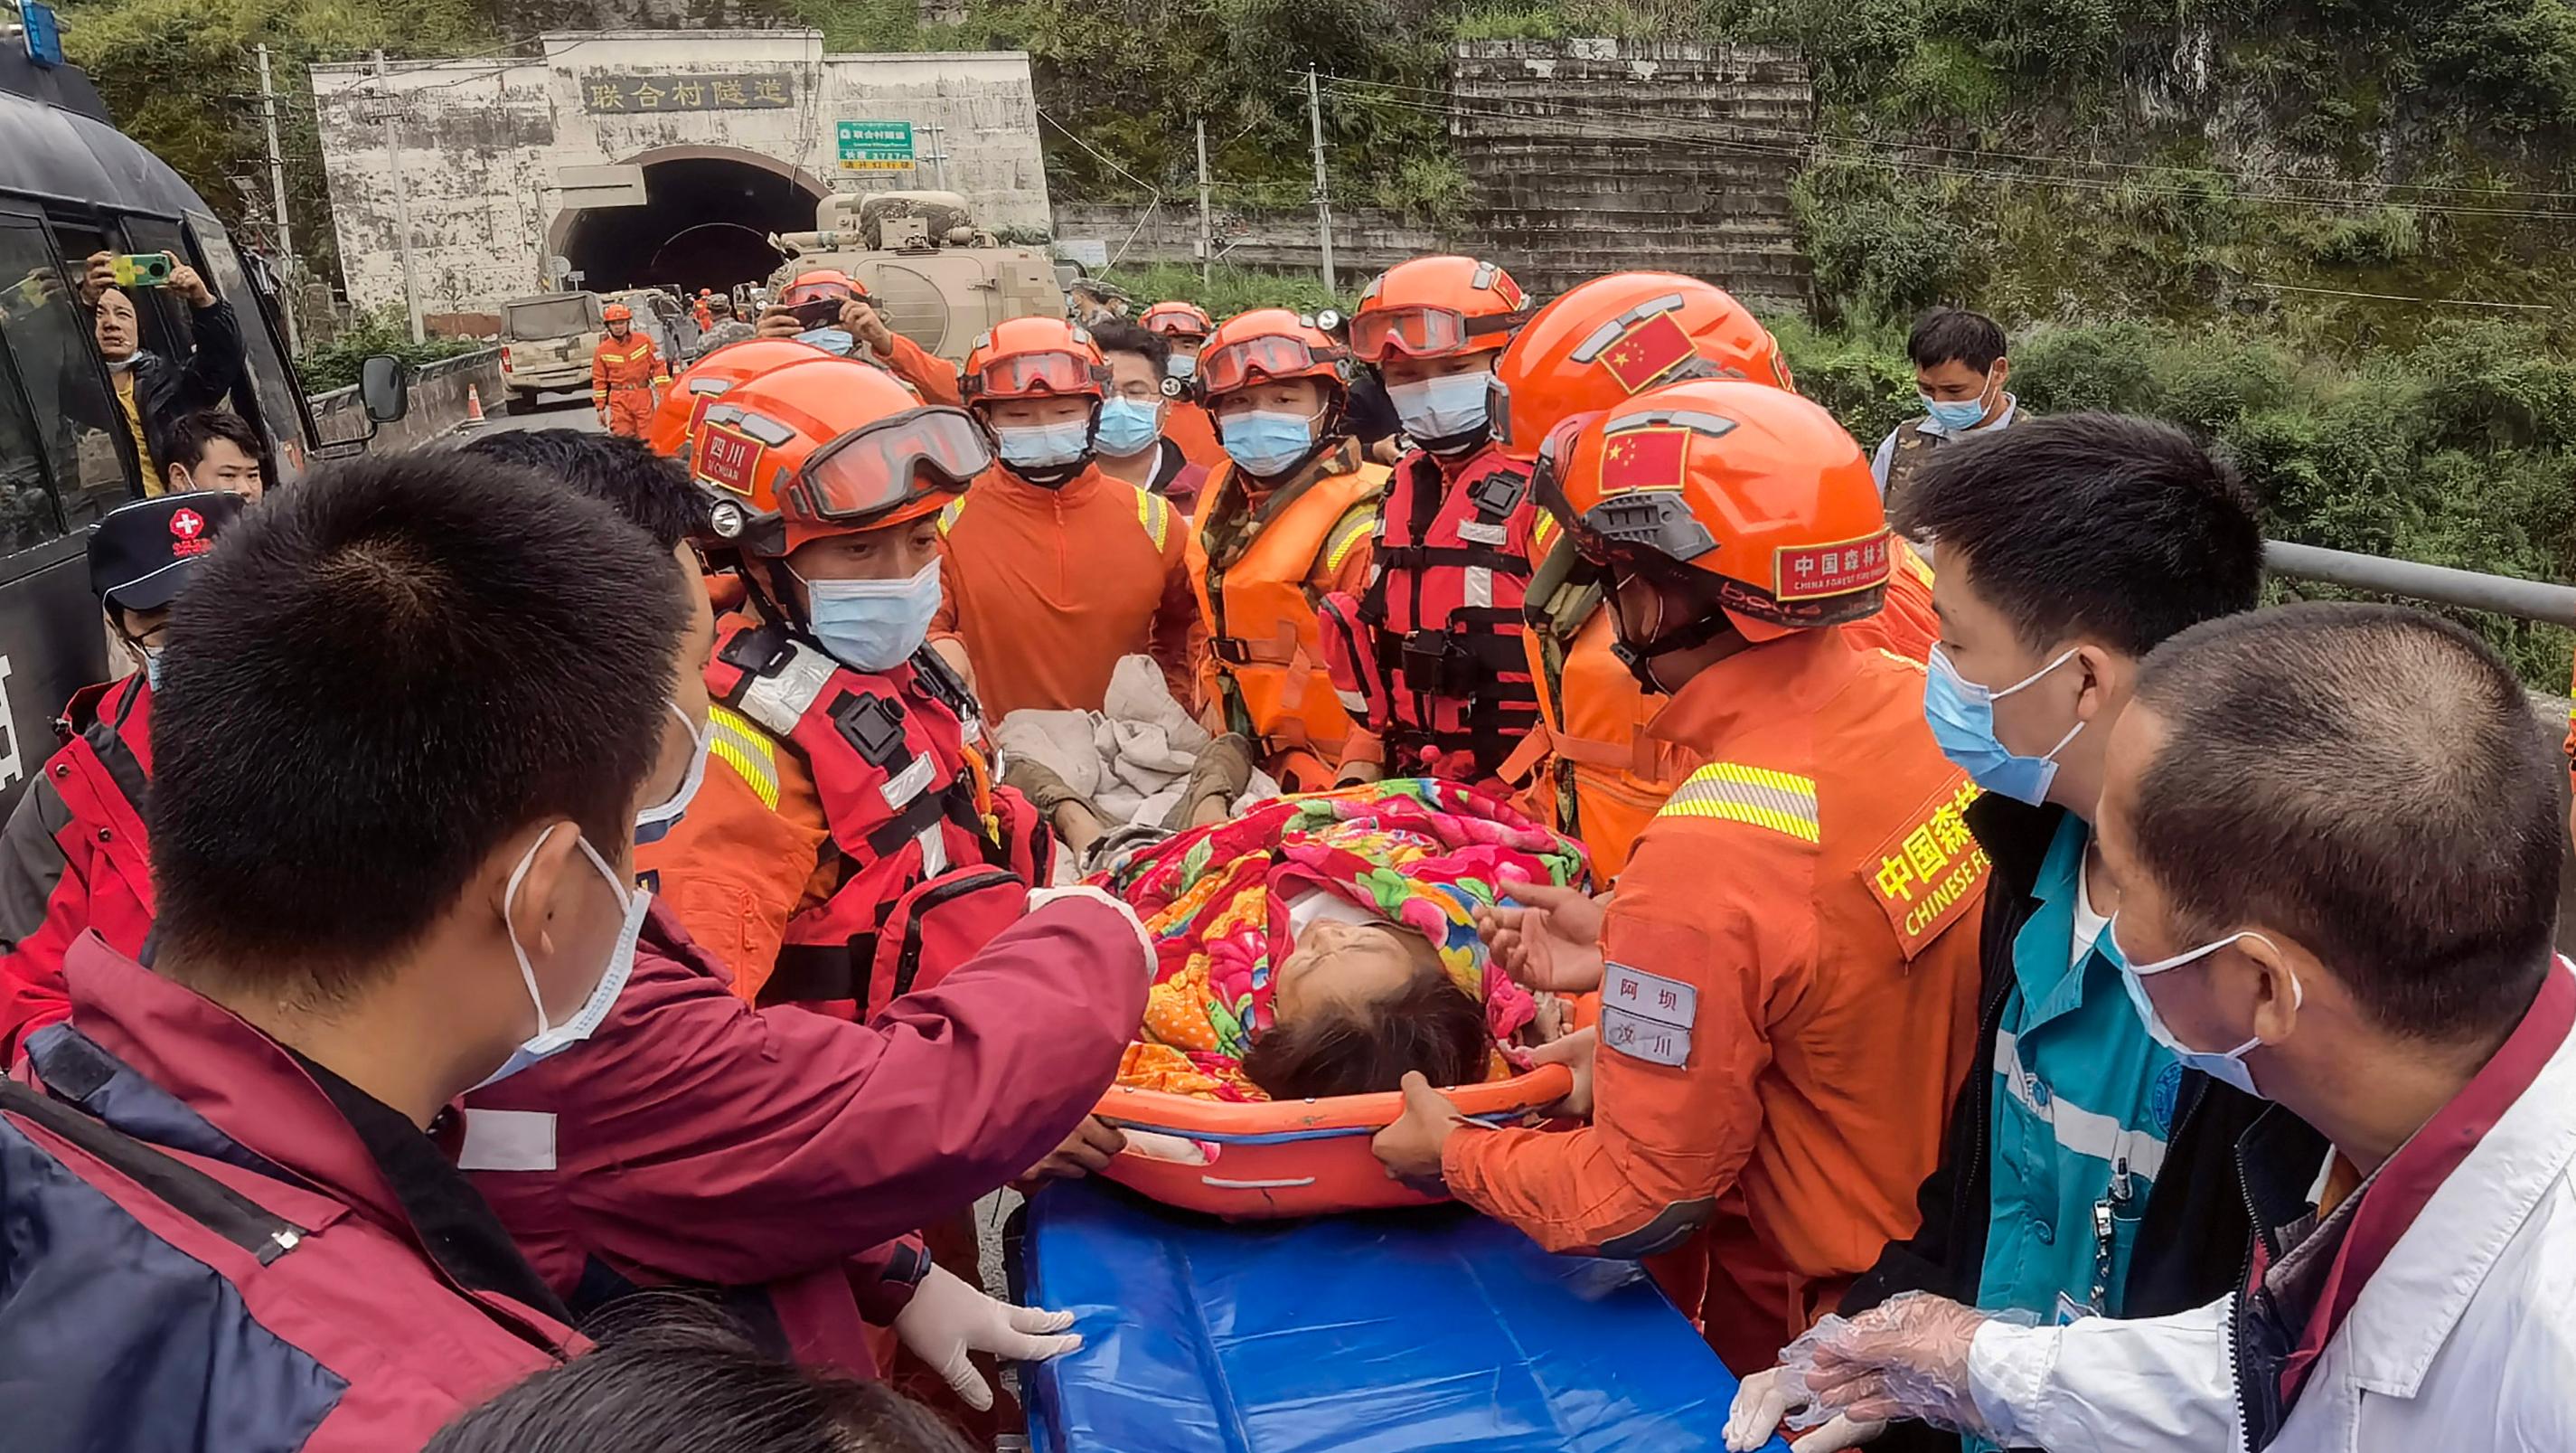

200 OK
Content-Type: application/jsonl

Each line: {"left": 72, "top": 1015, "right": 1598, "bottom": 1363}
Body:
{"left": 1792, "top": 157, "right": 1983, "bottom": 324}
{"left": 297, "top": 307, "right": 483, "bottom": 394}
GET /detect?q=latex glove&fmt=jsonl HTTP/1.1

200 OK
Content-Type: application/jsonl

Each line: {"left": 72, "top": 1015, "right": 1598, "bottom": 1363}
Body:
{"left": 891, "top": 1265, "right": 1081, "bottom": 1411}
{"left": 1370, "top": 1071, "right": 1467, "bottom": 1184}
{"left": 1791, "top": 1292, "right": 1993, "bottom": 1436}
{"left": 1522, "top": 1026, "right": 1597, "bottom": 1118}
{"left": 1473, "top": 880, "right": 1608, "bottom": 993}
{"left": 1726, "top": 1364, "right": 1886, "bottom": 1453}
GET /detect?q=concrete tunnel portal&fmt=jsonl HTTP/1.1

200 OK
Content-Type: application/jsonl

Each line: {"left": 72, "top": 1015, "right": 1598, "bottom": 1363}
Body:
{"left": 555, "top": 150, "right": 830, "bottom": 297}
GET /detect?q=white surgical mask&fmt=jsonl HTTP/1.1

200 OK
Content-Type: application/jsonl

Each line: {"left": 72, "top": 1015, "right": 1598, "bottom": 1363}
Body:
{"left": 1387, "top": 372, "right": 1492, "bottom": 445}
{"left": 634, "top": 701, "right": 710, "bottom": 846}
{"left": 2105, "top": 920, "right": 2299, "bottom": 1099}
{"left": 477, "top": 826, "right": 650, "bottom": 1088}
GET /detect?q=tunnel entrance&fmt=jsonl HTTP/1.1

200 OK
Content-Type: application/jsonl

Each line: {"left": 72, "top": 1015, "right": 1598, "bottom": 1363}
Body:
{"left": 556, "top": 151, "right": 827, "bottom": 297}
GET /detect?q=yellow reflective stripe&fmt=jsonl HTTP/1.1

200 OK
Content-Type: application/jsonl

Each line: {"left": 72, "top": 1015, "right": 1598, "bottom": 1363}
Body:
{"left": 1323, "top": 507, "right": 1375, "bottom": 572}
{"left": 1657, "top": 761, "right": 1820, "bottom": 843}
{"left": 1136, "top": 490, "right": 1170, "bottom": 552}
{"left": 936, "top": 496, "right": 967, "bottom": 536}
{"left": 1532, "top": 509, "right": 1560, "bottom": 551}
{"left": 706, "top": 704, "right": 780, "bottom": 812}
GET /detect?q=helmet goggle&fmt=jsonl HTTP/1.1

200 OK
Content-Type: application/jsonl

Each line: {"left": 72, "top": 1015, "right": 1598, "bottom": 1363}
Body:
{"left": 1199, "top": 333, "right": 1343, "bottom": 397}
{"left": 794, "top": 406, "right": 993, "bottom": 524}
{"left": 779, "top": 277, "right": 862, "bottom": 307}
{"left": 970, "top": 348, "right": 1110, "bottom": 399}
{"left": 1141, "top": 305, "right": 1210, "bottom": 340}
{"left": 1349, "top": 304, "right": 1523, "bottom": 363}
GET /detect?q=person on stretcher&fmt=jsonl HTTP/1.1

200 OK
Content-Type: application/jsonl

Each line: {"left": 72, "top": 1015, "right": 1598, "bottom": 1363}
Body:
{"left": 1025, "top": 779, "right": 1585, "bottom": 1179}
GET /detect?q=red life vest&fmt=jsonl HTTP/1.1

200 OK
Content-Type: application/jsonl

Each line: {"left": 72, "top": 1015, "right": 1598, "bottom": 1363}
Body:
{"left": 701, "top": 618, "right": 1049, "bottom": 1020}
{"left": 1321, "top": 444, "right": 1540, "bottom": 779}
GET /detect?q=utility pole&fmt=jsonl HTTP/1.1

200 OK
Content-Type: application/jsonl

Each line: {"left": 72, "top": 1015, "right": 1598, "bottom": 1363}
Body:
{"left": 1303, "top": 65, "right": 1336, "bottom": 297}
{"left": 254, "top": 44, "right": 298, "bottom": 354}
{"left": 1195, "top": 117, "right": 1213, "bottom": 287}
{"left": 373, "top": 48, "right": 424, "bottom": 344}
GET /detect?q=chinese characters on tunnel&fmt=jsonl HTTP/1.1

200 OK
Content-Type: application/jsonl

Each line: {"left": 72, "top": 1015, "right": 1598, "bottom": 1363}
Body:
{"left": 580, "top": 72, "right": 795, "bottom": 113}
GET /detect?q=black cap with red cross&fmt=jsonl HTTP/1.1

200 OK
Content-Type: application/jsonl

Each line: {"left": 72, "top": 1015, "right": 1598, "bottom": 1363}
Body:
{"left": 88, "top": 491, "right": 247, "bottom": 612}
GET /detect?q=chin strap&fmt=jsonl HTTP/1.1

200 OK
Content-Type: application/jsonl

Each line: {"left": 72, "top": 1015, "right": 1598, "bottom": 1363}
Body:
{"left": 1608, "top": 609, "right": 1735, "bottom": 694}
{"left": 1010, "top": 456, "right": 1092, "bottom": 489}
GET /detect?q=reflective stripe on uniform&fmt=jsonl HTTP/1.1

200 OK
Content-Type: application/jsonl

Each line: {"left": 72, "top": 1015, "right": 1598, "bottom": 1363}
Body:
{"left": 936, "top": 495, "right": 967, "bottom": 535}
{"left": 1136, "top": 490, "right": 1171, "bottom": 552}
{"left": 1656, "top": 761, "right": 1820, "bottom": 843}
{"left": 1323, "top": 508, "right": 1374, "bottom": 572}
{"left": 706, "top": 705, "right": 781, "bottom": 811}
{"left": 1993, "top": 1029, "right": 2170, "bottom": 1182}
{"left": 1531, "top": 509, "right": 1559, "bottom": 552}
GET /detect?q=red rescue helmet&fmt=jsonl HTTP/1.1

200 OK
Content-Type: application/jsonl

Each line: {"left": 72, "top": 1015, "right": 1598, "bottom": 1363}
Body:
{"left": 1490, "top": 273, "right": 1794, "bottom": 460}
{"left": 602, "top": 303, "right": 633, "bottom": 324}
{"left": 778, "top": 269, "right": 869, "bottom": 307}
{"left": 648, "top": 337, "right": 831, "bottom": 461}
{"left": 960, "top": 316, "right": 1111, "bottom": 406}
{"left": 691, "top": 354, "right": 990, "bottom": 556}
{"left": 1349, "top": 255, "right": 1530, "bottom": 363}
{"left": 1534, "top": 378, "right": 1885, "bottom": 644}
{"left": 1139, "top": 300, "right": 1214, "bottom": 341}
{"left": 1196, "top": 308, "right": 1349, "bottom": 402}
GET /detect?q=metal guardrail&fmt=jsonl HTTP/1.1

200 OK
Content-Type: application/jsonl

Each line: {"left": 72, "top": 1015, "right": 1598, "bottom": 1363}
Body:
{"left": 2264, "top": 540, "right": 2576, "bottom": 627}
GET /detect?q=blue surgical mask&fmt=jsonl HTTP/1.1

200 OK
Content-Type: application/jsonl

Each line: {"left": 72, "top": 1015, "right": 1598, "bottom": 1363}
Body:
{"left": 1387, "top": 372, "right": 1491, "bottom": 444}
{"left": 1168, "top": 353, "right": 1199, "bottom": 381}
{"left": 143, "top": 646, "right": 165, "bottom": 690}
{"left": 476, "top": 826, "right": 650, "bottom": 1088}
{"left": 634, "top": 702, "right": 710, "bottom": 846}
{"left": 1221, "top": 409, "right": 1320, "bottom": 478}
{"left": 796, "top": 327, "right": 855, "bottom": 355}
{"left": 802, "top": 559, "right": 943, "bottom": 673}
{"left": 2105, "top": 921, "right": 2299, "bottom": 1099}
{"left": 1922, "top": 374, "right": 1996, "bottom": 432}
{"left": 1923, "top": 646, "right": 2083, "bottom": 806}
{"left": 995, "top": 419, "right": 1094, "bottom": 471}
{"left": 1094, "top": 397, "right": 1164, "bottom": 458}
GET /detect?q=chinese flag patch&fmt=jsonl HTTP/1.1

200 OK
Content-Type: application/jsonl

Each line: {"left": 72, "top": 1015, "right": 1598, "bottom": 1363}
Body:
{"left": 1599, "top": 424, "right": 1692, "bottom": 495}
{"left": 696, "top": 423, "right": 764, "bottom": 498}
{"left": 1597, "top": 310, "right": 1697, "bottom": 394}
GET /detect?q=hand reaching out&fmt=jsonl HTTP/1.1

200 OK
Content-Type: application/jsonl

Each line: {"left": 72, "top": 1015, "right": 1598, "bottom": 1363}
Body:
{"left": 1475, "top": 881, "right": 1608, "bottom": 993}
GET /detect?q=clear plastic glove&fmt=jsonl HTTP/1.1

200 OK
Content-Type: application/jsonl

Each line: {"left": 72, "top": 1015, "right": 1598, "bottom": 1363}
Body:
{"left": 1725, "top": 1364, "right": 1886, "bottom": 1452}
{"left": 1785, "top": 1292, "right": 1998, "bottom": 1437}
{"left": 1473, "top": 881, "right": 1607, "bottom": 993}
{"left": 890, "top": 1265, "right": 1082, "bottom": 1411}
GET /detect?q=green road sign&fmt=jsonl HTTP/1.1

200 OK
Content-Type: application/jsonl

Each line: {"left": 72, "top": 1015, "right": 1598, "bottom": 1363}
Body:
{"left": 838, "top": 119, "right": 916, "bottom": 172}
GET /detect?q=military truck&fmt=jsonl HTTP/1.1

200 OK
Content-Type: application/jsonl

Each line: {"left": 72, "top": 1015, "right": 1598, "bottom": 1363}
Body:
{"left": 765, "top": 191, "right": 1064, "bottom": 364}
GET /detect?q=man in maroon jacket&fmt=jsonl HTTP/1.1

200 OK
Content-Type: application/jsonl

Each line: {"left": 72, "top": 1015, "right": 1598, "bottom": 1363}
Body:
{"left": 454, "top": 430, "right": 1149, "bottom": 1408}
{"left": 0, "top": 491, "right": 247, "bottom": 1060}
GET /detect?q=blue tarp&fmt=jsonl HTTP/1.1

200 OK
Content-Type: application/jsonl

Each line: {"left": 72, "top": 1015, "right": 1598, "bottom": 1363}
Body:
{"left": 1018, "top": 1181, "right": 1790, "bottom": 1453}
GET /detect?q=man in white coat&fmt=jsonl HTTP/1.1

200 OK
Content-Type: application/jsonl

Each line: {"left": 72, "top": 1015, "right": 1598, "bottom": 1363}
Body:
{"left": 1734, "top": 600, "right": 2576, "bottom": 1453}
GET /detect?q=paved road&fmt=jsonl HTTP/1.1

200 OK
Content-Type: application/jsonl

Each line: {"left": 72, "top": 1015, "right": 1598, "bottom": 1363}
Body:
{"left": 467, "top": 388, "right": 604, "bottom": 435}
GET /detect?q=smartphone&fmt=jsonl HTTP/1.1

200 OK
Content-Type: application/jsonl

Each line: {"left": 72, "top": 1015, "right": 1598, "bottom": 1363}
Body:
{"left": 786, "top": 297, "right": 844, "bottom": 332}
{"left": 108, "top": 252, "right": 174, "bottom": 288}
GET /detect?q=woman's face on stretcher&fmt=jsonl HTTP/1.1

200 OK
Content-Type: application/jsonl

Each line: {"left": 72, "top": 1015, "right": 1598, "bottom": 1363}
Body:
{"left": 1274, "top": 920, "right": 1436, "bottom": 1025}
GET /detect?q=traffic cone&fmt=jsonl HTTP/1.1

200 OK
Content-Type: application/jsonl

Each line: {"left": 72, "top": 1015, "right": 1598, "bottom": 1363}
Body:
{"left": 465, "top": 385, "right": 486, "bottom": 424}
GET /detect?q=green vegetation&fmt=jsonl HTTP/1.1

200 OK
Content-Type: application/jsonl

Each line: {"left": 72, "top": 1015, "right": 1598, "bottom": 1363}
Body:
{"left": 1096, "top": 262, "right": 1349, "bottom": 317}
{"left": 295, "top": 306, "right": 484, "bottom": 393}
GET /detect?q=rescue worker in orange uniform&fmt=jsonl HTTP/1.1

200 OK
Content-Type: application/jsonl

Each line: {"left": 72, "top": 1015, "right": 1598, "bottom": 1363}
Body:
{"left": 1186, "top": 308, "right": 1389, "bottom": 791}
{"left": 592, "top": 302, "right": 670, "bottom": 438}
{"left": 928, "top": 317, "right": 1199, "bottom": 718}
{"left": 1491, "top": 272, "right": 1940, "bottom": 876}
{"left": 1320, "top": 255, "right": 1540, "bottom": 787}
{"left": 1374, "top": 380, "right": 1988, "bottom": 1377}
{"left": 757, "top": 269, "right": 962, "bottom": 406}
{"left": 637, "top": 354, "right": 1054, "bottom": 1016}
{"left": 1140, "top": 299, "right": 1224, "bottom": 471}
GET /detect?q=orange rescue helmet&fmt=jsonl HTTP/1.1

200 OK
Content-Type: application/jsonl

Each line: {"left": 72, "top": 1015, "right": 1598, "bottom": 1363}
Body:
{"left": 691, "top": 354, "right": 991, "bottom": 557}
{"left": 649, "top": 337, "right": 833, "bottom": 460}
{"left": 1350, "top": 255, "right": 1531, "bottom": 363}
{"left": 1195, "top": 308, "right": 1349, "bottom": 403}
{"left": 1490, "top": 272, "right": 1794, "bottom": 459}
{"left": 778, "top": 269, "right": 869, "bottom": 306}
{"left": 960, "top": 316, "right": 1111, "bottom": 406}
{"left": 602, "top": 303, "right": 634, "bottom": 324}
{"left": 1534, "top": 378, "right": 1887, "bottom": 644}
{"left": 1139, "top": 300, "right": 1214, "bottom": 341}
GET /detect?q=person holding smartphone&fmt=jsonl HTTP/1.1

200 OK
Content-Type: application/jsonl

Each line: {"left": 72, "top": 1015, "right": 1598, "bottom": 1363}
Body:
{"left": 82, "top": 250, "right": 242, "bottom": 487}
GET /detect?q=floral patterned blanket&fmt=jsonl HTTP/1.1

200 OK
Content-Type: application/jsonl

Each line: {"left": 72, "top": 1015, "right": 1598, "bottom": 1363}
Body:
{"left": 1097, "top": 778, "right": 1589, "bottom": 1100}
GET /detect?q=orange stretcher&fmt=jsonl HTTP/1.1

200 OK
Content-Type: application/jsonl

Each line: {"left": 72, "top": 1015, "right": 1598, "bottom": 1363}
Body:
{"left": 1090, "top": 1064, "right": 1572, "bottom": 1220}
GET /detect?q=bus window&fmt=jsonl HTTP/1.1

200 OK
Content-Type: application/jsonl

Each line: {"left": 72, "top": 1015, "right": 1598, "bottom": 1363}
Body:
{"left": 113, "top": 216, "right": 197, "bottom": 381}
{"left": 0, "top": 296, "right": 65, "bottom": 554}
{"left": 0, "top": 211, "right": 136, "bottom": 529}
{"left": 182, "top": 212, "right": 311, "bottom": 482}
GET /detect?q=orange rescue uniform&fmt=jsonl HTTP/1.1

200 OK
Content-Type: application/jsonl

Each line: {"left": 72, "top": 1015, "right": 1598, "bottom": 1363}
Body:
{"left": 1187, "top": 439, "right": 1386, "bottom": 789}
{"left": 1509, "top": 528, "right": 1941, "bottom": 878}
{"left": 877, "top": 334, "right": 964, "bottom": 409}
{"left": 1444, "top": 627, "right": 1988, "bottom": 1373}
{"left": 636, "top": 692, "right": 832, "bottom": 997}
{"left": 1161, "top": 399, "right": 1226, "bottom": 474}
{"left": 931, "top": 466, "right": 1200, "bottom": 717}
{"left": 591, "top": 332, "right": 670, "bottom": 438}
